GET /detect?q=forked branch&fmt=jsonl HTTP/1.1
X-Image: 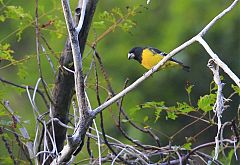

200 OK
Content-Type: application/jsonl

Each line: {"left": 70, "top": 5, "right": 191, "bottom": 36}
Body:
{"left": 93, "top": 0, "right": 239, "bottom": 115}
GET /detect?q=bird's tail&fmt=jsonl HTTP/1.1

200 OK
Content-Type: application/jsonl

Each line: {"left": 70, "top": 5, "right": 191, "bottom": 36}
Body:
{"left": 182, "top": 65, "right": 190, "bottom": 72}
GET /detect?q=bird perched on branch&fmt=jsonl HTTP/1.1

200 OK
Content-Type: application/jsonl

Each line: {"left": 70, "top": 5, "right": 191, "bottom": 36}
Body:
{"left": 128, "top": 47, "right": 190, "bottom": 72}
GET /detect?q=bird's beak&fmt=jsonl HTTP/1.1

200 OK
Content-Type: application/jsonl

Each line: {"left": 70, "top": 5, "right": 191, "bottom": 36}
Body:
{"left": 128, "top": 53, "right": 135, "bottom": 60}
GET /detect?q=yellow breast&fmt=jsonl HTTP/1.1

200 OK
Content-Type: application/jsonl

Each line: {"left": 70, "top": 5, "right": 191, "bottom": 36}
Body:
{"left": 141, "top": 49, "right": 163, "bottom": 69}
{"left": 141, "top": 49, "right": 178, "bottom": 70}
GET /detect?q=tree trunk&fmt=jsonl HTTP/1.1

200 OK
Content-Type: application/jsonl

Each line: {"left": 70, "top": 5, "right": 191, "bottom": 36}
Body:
{"left": 42, "top": 1, "right": 98, "bottom": 163}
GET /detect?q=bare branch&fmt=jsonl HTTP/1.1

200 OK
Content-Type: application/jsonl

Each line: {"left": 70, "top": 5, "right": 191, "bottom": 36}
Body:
{"left": 196, "top": 36, "right": 240, "bottom": 87}
{"left": 76, "top": 0, "right": 88, "bottom": 33}
{"left": 61, "top": 0, "right": 89, "bottom": 118}
{"left": 45, "top": 0, "right": 98, "bottom": 162}
{"left": 199, "top": 0, "right": 239, "bottom": 36}
{"left": 35, "top": 0, "right": 54, "bottom": 105}
{"left": 0, "top": 77, "right": 49, "bottom": 109}
{"left": 161, "top": 139, "right": 237, "bottom": 165}
{"left": 50, "top": 0, "right": 98, "bottom": 163}
{"left": 93, "top": 0, "right": 239, "bottom": 115}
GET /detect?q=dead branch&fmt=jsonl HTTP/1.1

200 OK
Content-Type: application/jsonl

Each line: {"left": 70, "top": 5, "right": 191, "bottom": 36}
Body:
{"left": 93, "top": 0, "right": 239, "bottom": 116}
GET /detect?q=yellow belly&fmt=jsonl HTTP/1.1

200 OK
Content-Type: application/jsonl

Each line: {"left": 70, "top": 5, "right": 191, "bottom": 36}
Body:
{"left": 141, "top": 49, "right": 178, "bottom": 70}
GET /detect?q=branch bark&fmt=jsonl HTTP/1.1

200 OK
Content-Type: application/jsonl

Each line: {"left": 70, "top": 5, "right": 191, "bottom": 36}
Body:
{"left": 47, "top": 0, "right": 98, "bottom": 164}
{"left": 43, "top": 0, "right": 238, "bottom": 164}
{"left": 44, "top": 0, "right": 98, "bottom": 164}
{"left": 61, "top": 0, "right": 88, "bottom": 121}
{"left": 93, "top": 0, "right": 239, "bottom": 115}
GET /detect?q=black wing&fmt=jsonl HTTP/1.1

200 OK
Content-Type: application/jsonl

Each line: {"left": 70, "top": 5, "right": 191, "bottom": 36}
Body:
{"left": 148, "top": 47, "right": 183, "bottom": 65}
{"left": 148, "top": 47, "right": 167, "bottom": 56}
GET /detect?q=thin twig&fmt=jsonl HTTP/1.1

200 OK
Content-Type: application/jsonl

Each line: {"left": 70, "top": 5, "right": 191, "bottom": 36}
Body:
{"left": 161, "top": 139, "right": 236, "bottom": 165}
{"left": 13, "top": 132, "right": 33, "bottom": 164}
{"left": 0, "top": 77, "right": 49, "bottom": 109}
{"left": 118, "top": 78, "right": 129, "bottom": 126}
{"left": 40, "top": 35, "right": 59, "bottom": 60}
{"left": 35, "top": 0, "right": 54, "bottom": 105}
{"left": 86, "top": 126, "right": 93, "bottom": 161}
{"left": 1, "top": 135, "right": 17, "bottom": 165}
{"left": 171, "top": 113, "right": 208, "bottom": 139}
{"left": 95, "top": 49, "right": 162, "bottom": 147}
{"left": 93, "top": 0, "right": 240, "bottom": 115}
{"left": 76, "top": 0, "right": 88, "bottom": 32}
{"left": 41, "top": 45, "right": 56, "bottom": 75}
{"left": 93, "top": 61, "right": 131, "bottom": 164}
{"left": 196, "top": 36, "right": 240, "bottom": 87}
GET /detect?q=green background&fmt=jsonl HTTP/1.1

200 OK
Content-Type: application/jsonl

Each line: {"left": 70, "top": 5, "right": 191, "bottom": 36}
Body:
{"left": 0, "top": 0, "right": 239, "bottom": 164}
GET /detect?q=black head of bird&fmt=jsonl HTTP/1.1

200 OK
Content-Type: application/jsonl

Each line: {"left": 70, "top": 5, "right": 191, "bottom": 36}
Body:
{"left": 128, "top": 47, "right": 143, "bottom": 64}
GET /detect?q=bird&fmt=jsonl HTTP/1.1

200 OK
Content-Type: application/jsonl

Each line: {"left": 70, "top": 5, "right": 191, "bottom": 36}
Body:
{"left": 128, "top": 46, "right": 190, "bottom": 72}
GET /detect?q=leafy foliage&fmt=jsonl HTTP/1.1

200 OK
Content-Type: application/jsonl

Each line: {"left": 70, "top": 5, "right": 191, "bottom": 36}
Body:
{"left": 130, "top": 100, "right": 196, "bottom": 122}
{"left": 130, "top": 85, "right": 221, "bottom": 123}
{"left": 0, "top": 2, "right": 33, "bottom": 41}
{"left": 197, "top": 94, "right": 216, "bottom": 112}
{"left": 0, "top": 44, "right": 14, "bottom": 62}
{"left": 17, "top": 64, "right": 29, "bottom": 80}
{"left": 176, "top": 102, "right": 194, "bottom": 113}
{"left": 231, "top": 85, "right": 240, "bottom": 96}
{"left": 182, "top": 142, "right": 192, "bottom": 150}
{"left": 93, "top": 6, "right": 138, "bottom": 33}
{"left": 3, "top": 6, "right": 32, "bottom": 20}
{"left": 185, "top": 85, "right": 194, "bottom": 95}
{"left": 0, "top": 43, "right": 29, "bottom": 81}
{"left": 0, "top": 0, "right": 239, "bottom": 164}
{"left": 43, "top": 14, "right": 66, "bottom": 39}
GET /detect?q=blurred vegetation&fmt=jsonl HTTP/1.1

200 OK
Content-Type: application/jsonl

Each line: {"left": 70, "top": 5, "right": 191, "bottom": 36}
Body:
{"left": 0, "top": 0, "right": 239, "bottom": 164}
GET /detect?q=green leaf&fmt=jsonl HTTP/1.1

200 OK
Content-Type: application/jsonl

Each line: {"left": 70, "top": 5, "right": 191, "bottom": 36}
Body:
{"left": 231, "top": 84, "right": 240, "bottom": 96}
{"left": 130, "top": 101, "right": 166, "bottom": 122}
{"left": 93, "top": 21, "right": 106, "bottom": 29}
{"left": 96, "top": 6, "right": 138, "bottom": 34}
{"left": 99, "top": 11, "right": 115, "bottom": 23}
{"left": 4, "top": 6, "right": 32, "bottom": 20}
{"left": 142, "top": 101, "right": 165, "bottom": 109}
{"left": 176, "top": 102, "right": 195, "bottom": 113}
{"left": 154, "top": 107, "right": 163, "bottom": 122}
{"left": 139, "top": 101, "right": 166, "bottom": 122}
{"left": 0, "top": 43, "right": 15, "bottom": 62}
{"left": 197, "top": 94, "right": 216, "bottom": 112}
{"left": 143, "top": 115, "right": 148, "bottom": 122}
{"left": 210, "top": 80, "right": 218, "bottom": 92}
{"left": 119, "top": 19, "right": 136, "bottom": 32}
{"left": 0, "top": 15, "right": 5, "bottom": 22}
{"left": 166, "top": 107, "right": 177, "bottom": 120}
{"left": 166, "top": 111, "right": 177, "bottom": 120}
{"left": 182, "top": 142, "right": 192, "bottom": 150}
{"left": 1, "top": 5, "right": 32, "bottom": 41}
{"left": 112, "top": 8, "right": 123, "bottom": 18}
{"left": 17, "top": 64, "right": 29, "bottom": 80}
{"left": 186, "top": 84, "right": 194, "bottom": 94}
{"left": 129, "top": 105, "right": 141, "bottom": 116}
{"left": 53, "top": 19, "right": 66, "bottom": 39}
{"left": 226, "top": 149, "right": 234, "bottom": 165}
{"left": 0, "top": 109, "right": 7, "bottom": 116}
